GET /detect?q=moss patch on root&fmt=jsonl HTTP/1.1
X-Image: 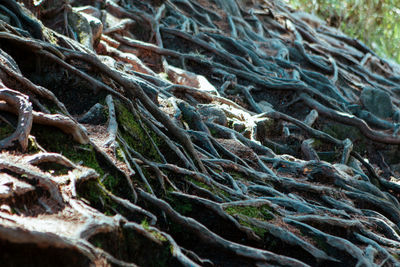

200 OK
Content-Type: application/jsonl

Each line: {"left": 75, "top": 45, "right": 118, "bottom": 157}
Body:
{"left": 189, "top": 178, "right": 213, "bottom": 191}
{"left": 322, "top": 123, "right": 368, "bottom": 153}
{"left": 166, "top": 194, "right": 193, "bottom": 215}
{"left": 238, "top": 219, "right": 268, "bottom": 238}
{"left": 30, "top": 125, "right": 131, "bottom": 210}
{"left": 0, "top": 122, "right": 14, "bottom": 140}
{"left": 31, "top": 125, "right": 101, "bottom": 171}
{"left": 123, "top": 227, "right": 176, "bottom": 267}
{"left": 141, "top": 220, "right": 168, "bottom": 242}
{"left": 224, "top": 205, "right": 275, "bottom": 221}
{"left": 115, "top": 101, "right": 164, "bottom": 162}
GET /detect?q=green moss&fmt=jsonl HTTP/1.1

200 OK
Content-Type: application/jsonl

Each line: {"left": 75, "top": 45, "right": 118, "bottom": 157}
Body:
{"left": 27, "top": 136, "right": 41, "bottom": 153}
{"left": 312, "top": 235, "right": 329, "bottom": 252}
{"left": 37, "top": 162, "right": 71, "bottom": 176}
{"left": 48, "top": 106, "right": 61, "bottom": 114}
{"left": 322, "top": 123, "right": 370, "bottom": 154}
{"left": 229, "top": 171, "right": 244, "bottom": 180}
{"left": 151, "top": 230, "right": 167, "bottom": 242}
{"left": 92, "top": 239, "right": 103, "bottom": 249}
{"left": 209, "top": 128, "right": 218, "bottom": 136}
{"left": 215, "top": 188, "right": 231, "bottom": 198}
{"left": 141, "top": 219, "right": 167, "bottom": 241}
{"left": 31, "top": 125, "right": 132, "bottom": 210}
{"left": 158, "top": 72, "right": 170, "bottom": 81}
{"left": 166, "top": 195, "right": 193, "bottom": 215}
{"left": 393, "top": 253, "right": 400, "bottom": 260}
{"left": 0, "top": 123, "right": 13, "bottom": 140}
{"left": 68, "top": 12, "right": 92, "bottom": 46}
{"left": 102, "top": 174, "right": 119, "bottom": 192}
{"left": 42, "top": 28, "right": 59, "bottom": 45}
{"left": 189, "top": 177, "right": 230, "bottom": 198}
{"left": 141, "top": 219, "right": 150, "bottom": 229}
{"left": 312, "top": 138, "right": 323, "bottom": 149}
{"left": 115, "top": 101, "right": 163, "bottom": 161}
{"left": 224, "top": 205, "right": 274, "bottom": 221}
{"left": 168, "top": 221, "right": 183, "bottom": 236}
{"left": 32, "top": 125, "right": 103, "bottom": 173}
{"left": 130, "top": 167, "right": 157, "bottom": 194}
{"left": 323, "top": 124, "right": 355, "bottom": 140}
{"left": 79, "top": 180, "right": 106, "bottom": 206}
{"left": 115, "top": 146, "right": 125, "bottom": 161}
{"left": 238, "top": 218, "right": 268, "bottom": 237}
{"left": 80, "top": 181, "right": 107, "bottom": 206}
{"left": 190, "top": 178, "right": 212, "bottom": 191}
{"left": 174, "top": 201, "right": 192, "bottom": 214}
{"left": 124, "top": 225, "right": 175, "bottom": 267}
{"left": 32, "top": 126, "right": 120, "bottom": 194}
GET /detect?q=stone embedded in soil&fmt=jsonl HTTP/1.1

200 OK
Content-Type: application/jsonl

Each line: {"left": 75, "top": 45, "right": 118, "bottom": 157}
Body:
{"left": 79, "top": 12, "right": 103, "bottom": 46}
{"left": 78, "top": 103, "right": 106, "bottom": 125}
{"left": 68, "top": 10, "right": 94, "bottom": 50}
{"left": 167, "top": 65, "right": 219, "bottom": 94}
{"left": 360, "top": 86, "right": 394, "bottom": 118}
{"left": 74, "top": 6, "right": 102, "bottom": 19}
{"left": 198, "top": 104, "right": 228, "bottom": 126}
{"left": 257, "top": 100, "right": 274, "bottom": 113}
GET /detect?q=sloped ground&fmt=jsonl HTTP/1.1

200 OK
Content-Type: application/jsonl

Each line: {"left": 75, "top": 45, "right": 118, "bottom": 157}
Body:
{"left": 0, "top": 0, "right": 400, "bottom": 266}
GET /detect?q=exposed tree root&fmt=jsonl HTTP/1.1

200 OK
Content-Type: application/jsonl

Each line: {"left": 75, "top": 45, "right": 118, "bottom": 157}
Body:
{"left": 0, "top": 0, "right": 400, "bottom": 266}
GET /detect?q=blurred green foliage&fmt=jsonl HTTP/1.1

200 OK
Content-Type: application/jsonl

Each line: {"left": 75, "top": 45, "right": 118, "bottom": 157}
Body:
{"left": 287, "top": 0, "right": 400, "bottom": 63}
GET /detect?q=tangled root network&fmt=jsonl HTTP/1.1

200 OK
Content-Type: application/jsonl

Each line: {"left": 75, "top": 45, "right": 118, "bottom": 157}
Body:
{"left": 0, "top": 0, "right": 400, "bottom": 266}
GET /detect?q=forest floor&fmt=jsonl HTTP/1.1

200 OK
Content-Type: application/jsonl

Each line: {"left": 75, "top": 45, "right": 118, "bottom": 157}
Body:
{"left": 1, "top": 0, "right": 400, "bottom": 266}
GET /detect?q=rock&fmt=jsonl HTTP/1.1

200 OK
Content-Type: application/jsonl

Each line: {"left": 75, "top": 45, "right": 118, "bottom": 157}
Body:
{"left": 74, "top": 6, "right": 102, "bottom": 19}
{"left": 360, "top": 87, "right": 394, "bottom": 118}
{"left": 68, "top": 10, "right": 94, "bottom": 49}
{"left": 101, "top": 10, "right": 121, "bottom": 30}
{"left": 177, "top": 100, "right": 208, "bottom": 132}
{"left": 197, "top": 104, "right": 228, "bottom": 126}
{"left": 167, "top": 65, "right": 219, "bottom": 95}
{"left": 73, "top": 7, "right": 103, "bottom": 47}
{"left": 257, "top": 100, "right": 274, "bottom": 113}
{"left": 78, "top": 103, "right": 106, "bottom": 124}
{"left": 348, "top": 156, "right": 364, "bottom": 174}
{"left": 333, "top": 163, "right": 354, "bottom": 178}
{"left": 80, "top": 13, "right": 103, "bottom": 46}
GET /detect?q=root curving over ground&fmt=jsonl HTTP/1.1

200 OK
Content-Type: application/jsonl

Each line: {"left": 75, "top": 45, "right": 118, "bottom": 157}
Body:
{"left": 1, "top": 0, "right": 400, "bottom": 266}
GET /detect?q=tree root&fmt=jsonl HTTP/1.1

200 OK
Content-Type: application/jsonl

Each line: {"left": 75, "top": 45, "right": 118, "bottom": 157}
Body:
{"left": 0, "top": 86, "right": 32, "bottom": 151}
{"left": 0, "top": 0, "right": 399, "bottom": 265}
